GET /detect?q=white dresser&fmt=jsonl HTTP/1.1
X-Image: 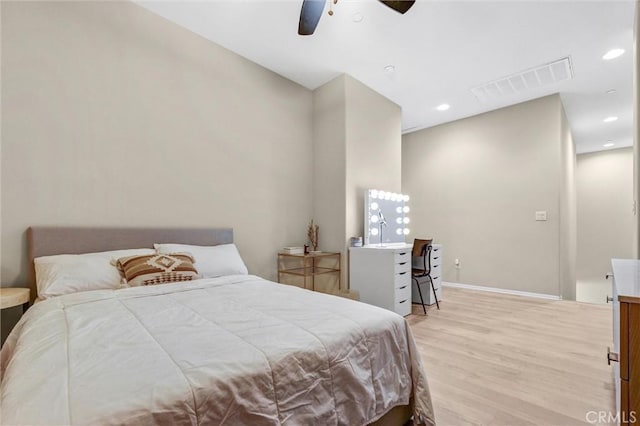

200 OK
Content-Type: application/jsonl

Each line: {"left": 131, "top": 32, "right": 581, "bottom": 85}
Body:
{"left": 349, "top": 244, "right": 413, "bottom": 316}
{"left": 411, "top": 244, "right": 443, "bottom": 305}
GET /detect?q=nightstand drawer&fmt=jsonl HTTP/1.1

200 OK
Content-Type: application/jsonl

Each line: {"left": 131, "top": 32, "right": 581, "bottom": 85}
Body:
{"left": 431, "top": 275, "right": 442, "bottom": 288}
{"left": 395, "top": 283, "right": 410, "bottom": 301}
{"left": 395, "top": 297, "right": 411, "bottom": 316}
{"left": 394, "top": 261, "right": 411, "bottom": 274}
{"left": 394, "top": 271, "right": 410, "bottom": 287}
{"left": 394, "top": 251, "right": 410, "bottom": 263}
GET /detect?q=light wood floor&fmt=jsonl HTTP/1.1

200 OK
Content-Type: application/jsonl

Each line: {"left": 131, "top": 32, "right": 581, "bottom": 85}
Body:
{"left": 407, "top": 287, "right": 615, "bottom": 426}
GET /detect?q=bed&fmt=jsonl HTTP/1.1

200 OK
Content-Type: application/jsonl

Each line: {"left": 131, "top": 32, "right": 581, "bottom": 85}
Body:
{"left": 0, "top": 226, "right": 435, "bottom": 425}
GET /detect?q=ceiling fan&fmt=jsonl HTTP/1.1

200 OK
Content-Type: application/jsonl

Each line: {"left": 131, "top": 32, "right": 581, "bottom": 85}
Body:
{"left": 298, "top": 0, "right": 415, "bottom": 35}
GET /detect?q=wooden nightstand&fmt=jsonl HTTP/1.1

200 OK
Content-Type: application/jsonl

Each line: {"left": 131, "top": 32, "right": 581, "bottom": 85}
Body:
{"left": 0, "top": 288, "right": 30, "bottom": 313}
{"left": 277, "top": 252, "right": 341, "bottom": 292}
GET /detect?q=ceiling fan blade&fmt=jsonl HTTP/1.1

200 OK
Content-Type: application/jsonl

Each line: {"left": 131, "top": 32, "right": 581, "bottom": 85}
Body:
{"left": 379, "top": 0, "right": 415, "bottom": 14}
{"left": 298, "top": 0, "right": 326, "bottom": 35}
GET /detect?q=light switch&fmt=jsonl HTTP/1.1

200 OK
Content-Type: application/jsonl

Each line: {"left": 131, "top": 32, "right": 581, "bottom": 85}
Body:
{"left": 535, "top": 211, "right": 548, "bottom": 221}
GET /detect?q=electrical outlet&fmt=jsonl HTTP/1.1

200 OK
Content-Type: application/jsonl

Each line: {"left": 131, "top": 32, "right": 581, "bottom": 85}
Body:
{"left": 454, "top": 258, "right": 460, "bottom": 269}
{"left": 535, "top": 211, "right": 548, "bottom": 221}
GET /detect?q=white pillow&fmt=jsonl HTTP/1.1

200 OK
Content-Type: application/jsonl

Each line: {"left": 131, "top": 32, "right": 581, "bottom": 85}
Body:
{"left": 153, "top": 243, "right": 248, "bottom": 278}
{"left": 35, "top": 248, "right": 156, "bottom": 299}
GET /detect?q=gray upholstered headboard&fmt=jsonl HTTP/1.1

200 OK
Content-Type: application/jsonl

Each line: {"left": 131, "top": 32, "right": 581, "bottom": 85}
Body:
{"left": 26, "top": 226, "right": 233, "bottom": 302}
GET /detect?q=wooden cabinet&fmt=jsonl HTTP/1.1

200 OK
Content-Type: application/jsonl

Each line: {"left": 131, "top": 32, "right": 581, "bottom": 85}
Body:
{"left": 610, "top": 259, "right": 640, "bottom": 424}
{"left": 618, "top": 296, "right": 640, "bottom": 423}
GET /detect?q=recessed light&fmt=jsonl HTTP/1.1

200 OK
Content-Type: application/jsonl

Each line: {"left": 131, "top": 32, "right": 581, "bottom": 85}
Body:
{"left": 603, "top": 142, "right": 615, "bottom": 147}
{"left": 384, "top": 65, "right": 395, "bottom": 74}
{"left": 436, "top": 103, "right": 450, "bottom": 111}
{"left": 603, "top": 48, "right": 625, "bottom": 60}
{"left": 352, "top": 12, "right": 363, "bottom": 23}
{"left": 603, "top": 116, "right": 619, "bottom": 123}
{"left": 606, "top": 89, "right": 617, "bottom": 94}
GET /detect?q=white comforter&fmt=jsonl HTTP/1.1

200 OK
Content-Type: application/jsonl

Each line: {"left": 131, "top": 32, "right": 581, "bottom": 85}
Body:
{"left": 1, "top": 275, "right": 435, "bottom": 425}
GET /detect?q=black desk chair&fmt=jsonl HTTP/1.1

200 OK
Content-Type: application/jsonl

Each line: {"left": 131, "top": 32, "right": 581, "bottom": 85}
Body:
{"left": 412, "top": 238, "right": 440, "bottom": 314}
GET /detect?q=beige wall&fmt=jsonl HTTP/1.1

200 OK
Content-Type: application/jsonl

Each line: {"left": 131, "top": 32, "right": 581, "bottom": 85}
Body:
{"left": 312, "top": 74, "right": 402, "bottom": 290}
{"left": 344, "top": 75, "right": 402, "bottom": 258}
{"left": 312, "top": 75, "right": 347, "bottom": 258}
{"left": 576, "top": 148, "right": 634, "bottom": 290}
{"left": 560, "top": 104, "right": 577, "bottom": 300}
{"left": 1, "top": 2, "right": 313, "bottom": 294}
{"left": 402, "top": 95, "right": 572, "bottom": 297}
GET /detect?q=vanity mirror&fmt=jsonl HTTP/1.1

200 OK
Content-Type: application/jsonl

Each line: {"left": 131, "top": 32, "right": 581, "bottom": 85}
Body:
{"left": 364, "top": 189, "right": 410, "bottom": 246}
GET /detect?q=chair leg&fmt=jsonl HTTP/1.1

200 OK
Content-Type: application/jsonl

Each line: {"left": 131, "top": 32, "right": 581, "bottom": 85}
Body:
{"left": 429, "top": 275, "right": 440, "bottom": 310}
{"left": 413, "top": 277, "right": 427, "bottom": 315}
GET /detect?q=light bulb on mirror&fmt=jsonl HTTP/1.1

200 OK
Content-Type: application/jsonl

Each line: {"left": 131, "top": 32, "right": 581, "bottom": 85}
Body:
{"left": 371, "top": 227, "right": 379, "bottom": 236}
{"left": 370, "top": 202, "right": 378, "bottom": 211}
{"left": 370, "top": 190, "right": 378, "bottom": 199}
{"left": 390, "top": 193, "right": 397, "bottom": 201}
{"left": 396, "top": 228, "right": 403, "bottom": 235}
{"left": 384, "top": 192, "right": 391, "bottom": 200}
{"left": 396, "top": 207, "right": 402, "bottom": 214}
{"left": 371, "top": 215, "right": 379, "bottom": 223}
{"left": 403, "top": 206, "right": 410, "bottom": 213}
{"left": 403, "top": 217, "right": 410, "bottom": 224}
{"left": 396, "top": 217, "right": 402, "bottom": 224}
{"left": 403, "top": 228, "right": 410, "bottom": 235}
{"left": 403, "top": 194, "right": 410, "bottom": 202}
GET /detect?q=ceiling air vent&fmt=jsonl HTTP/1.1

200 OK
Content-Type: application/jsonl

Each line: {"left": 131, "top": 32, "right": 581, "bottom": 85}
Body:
{"left": 470, "top": 56, "right": 574, "bottom": 102}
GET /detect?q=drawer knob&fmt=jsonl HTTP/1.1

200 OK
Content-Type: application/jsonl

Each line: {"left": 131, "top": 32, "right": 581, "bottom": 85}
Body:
{"left": 607, "top": 347, "right": 619, "bottom": 365}
{"left": 606, "top": 272, "right": 613, "bottom": 280}
{"left": 399, "top": 299, "right": 407, "bottom": 304}
{"left": 399, "top": 285, "right": 407, "bottom": 290}
{"left": 399, "top": 271, "right": 407, "bottom": 275}
{"left": 606, "top": 295, "right": 613, "bottom": 303}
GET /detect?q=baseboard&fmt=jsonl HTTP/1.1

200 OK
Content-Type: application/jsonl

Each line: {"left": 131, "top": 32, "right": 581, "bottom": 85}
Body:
{"left": 442, "top": 281, "right": 561, "bottom": 301}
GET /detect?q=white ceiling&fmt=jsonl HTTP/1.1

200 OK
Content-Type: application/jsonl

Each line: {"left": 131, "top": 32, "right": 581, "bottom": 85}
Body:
{"left": 137, "top": 0, "right": 636, "bottom": 154}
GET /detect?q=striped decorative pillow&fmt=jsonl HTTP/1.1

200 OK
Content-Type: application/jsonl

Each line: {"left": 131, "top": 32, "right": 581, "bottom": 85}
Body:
{"left": 116, "top": 253, "right": 199, "bottom": 287}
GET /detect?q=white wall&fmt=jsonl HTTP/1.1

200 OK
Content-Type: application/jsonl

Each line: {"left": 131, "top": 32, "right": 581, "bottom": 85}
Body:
{"left": 1, "top": 2, "right": 312, "bottom": 290}
{"left": 576, "top": 148, "right": 634, "bottom": 302}
{"left": 402, "top": 95, "right": 574, "bottom": 297}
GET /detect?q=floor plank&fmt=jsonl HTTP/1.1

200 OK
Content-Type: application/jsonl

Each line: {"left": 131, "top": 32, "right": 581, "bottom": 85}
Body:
{"left": 407, "top": 287, "right": 615, "bottom": 425}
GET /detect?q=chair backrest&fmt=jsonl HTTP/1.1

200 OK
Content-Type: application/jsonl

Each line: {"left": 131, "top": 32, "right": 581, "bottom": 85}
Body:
{"left": 412, "top": 238, "right": 433, "bottom": 274}
{"left": 412, "top": 238, "right": 433, "bottom": 257}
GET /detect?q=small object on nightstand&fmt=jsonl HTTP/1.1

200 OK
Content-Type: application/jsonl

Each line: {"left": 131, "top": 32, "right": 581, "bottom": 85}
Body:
{"left": 283, "top": 246, "right": 304, "bottom": 255}
{"left": 0, "top": 287, "right": 30, "bottom": 313}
